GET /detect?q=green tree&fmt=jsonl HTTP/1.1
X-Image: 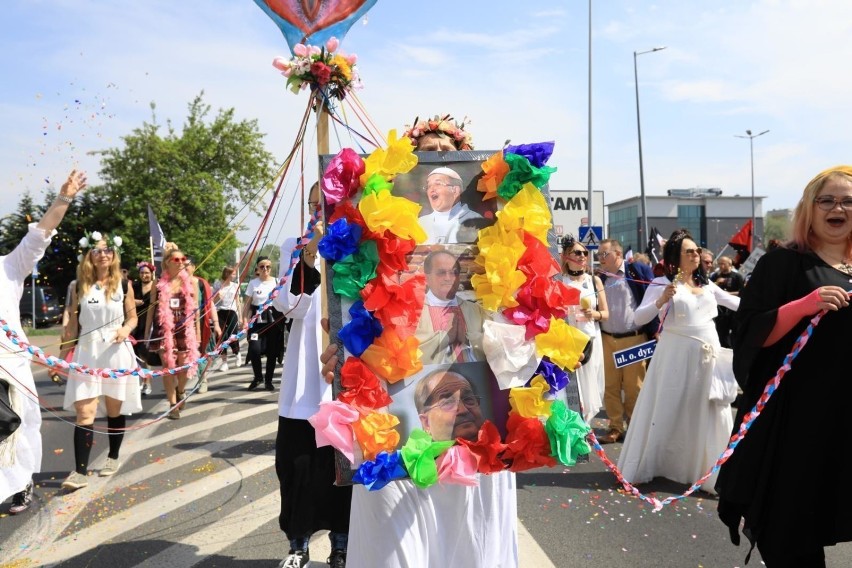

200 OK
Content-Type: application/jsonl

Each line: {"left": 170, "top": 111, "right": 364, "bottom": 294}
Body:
{"left": 764, "top": 214, "right": 791, "bottom": 244}
{"left": 0, "top": 192, "right": 36, "bottom": 255}
{"left": 93, "top": 93, "right": 276, "bottom": 280}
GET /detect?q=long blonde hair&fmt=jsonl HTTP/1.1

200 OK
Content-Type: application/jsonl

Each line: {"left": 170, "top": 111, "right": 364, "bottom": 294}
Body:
{"left": 791, "top": 166, "right": 852, "bottom": 252}
{"left": 77, "top": 241, "right": 123, "bottom": 298}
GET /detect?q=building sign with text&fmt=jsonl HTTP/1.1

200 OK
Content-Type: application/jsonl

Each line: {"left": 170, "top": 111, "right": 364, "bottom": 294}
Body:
{"left": 549, "top": 190, "right": 606, "bottom": 239}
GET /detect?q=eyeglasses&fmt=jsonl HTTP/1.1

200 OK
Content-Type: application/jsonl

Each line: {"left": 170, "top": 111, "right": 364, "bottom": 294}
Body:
{"left": 425, "top": 392, "right": 482, "bottom": 412}
{"left": 169, "top": 256, "right": 186, "bottom": 264}
{"left": 567, "top": 250, "right": 589, "bottom": 257}
{"left": 91, "top": 247, "right": 115, "bottom": 256}
{"left": 258, "top": 265, "right": 272, "bottom": 270}
{"left": 599, "top": 250, "right": 620, "bottom": 259}
{"left": 431, "top": 268, "right": 460, "bottom": 277}
{"left": 814, "top": 196, "right": 852, "bottom": 211}
{"left": 682, "top": 247, "right": 703, "bottom": 256}
{"left": 422, "top": 180, "right": 458, "bottom": 191}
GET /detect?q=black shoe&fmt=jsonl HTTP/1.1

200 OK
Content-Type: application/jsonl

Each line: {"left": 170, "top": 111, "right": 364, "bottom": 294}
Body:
{"left": 9, "top": 482, "right": 33, "bottom": 514}
{"left": 328, "top": 549, "right": 346, "bottom": 568}
{"left": 280, "top": 549, "right": 309, "bottom": 568}
{"left": 248, "top": 380, "right": 261, "bottom": 391}
{"left": 264, "top": 382, "right": 275, "bottom": 392}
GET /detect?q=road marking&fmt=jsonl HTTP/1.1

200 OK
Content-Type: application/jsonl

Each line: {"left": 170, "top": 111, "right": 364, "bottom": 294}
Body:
{"left": 25, "top": 454, "right": 276, "bottom": 565}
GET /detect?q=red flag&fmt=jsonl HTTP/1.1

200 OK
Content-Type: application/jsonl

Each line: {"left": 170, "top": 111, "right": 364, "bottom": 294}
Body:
{"left": 728, "top": 220, "right": 753, "bottom": 267}
{"left": 728, "top": 220, "right": 753, "bottom": 252}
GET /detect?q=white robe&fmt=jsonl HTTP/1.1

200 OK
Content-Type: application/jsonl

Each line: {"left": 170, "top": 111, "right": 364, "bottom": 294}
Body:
{"left": 419, "top": 203, "right": 483, "bottom": 245}
{"left": 272, "top": 288, "right": 330, "bottom": 420}
{"left": 0, "top": 224, "right": 55, "bottom": 502}
{"left": 348, "top": 472, "right": 518, "bottom": 568}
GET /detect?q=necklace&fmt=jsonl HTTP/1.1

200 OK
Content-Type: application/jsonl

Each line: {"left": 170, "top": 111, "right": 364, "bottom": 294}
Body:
{"left": 565, "top": 269, "right": 585, "bottom": 277}
{"left": 817, "top": 250, "right": 852, "bottom": 275}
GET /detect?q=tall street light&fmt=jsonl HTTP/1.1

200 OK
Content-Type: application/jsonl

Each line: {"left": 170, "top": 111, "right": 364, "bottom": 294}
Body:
{"left": 735, "top": 129, "right": 770, "bottom": 251}
{"left": 634, "top": 46, "right": 666, "bottom": 250}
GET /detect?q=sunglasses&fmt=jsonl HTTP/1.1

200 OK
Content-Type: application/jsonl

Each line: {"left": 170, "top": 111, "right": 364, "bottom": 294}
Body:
{"left": 169, "top": 256, "right": 187, "bottom": 264}
{"left": 91, "top": 247, "right": 115, "bottom": 256}
{"left": 258, "top": 265, "right": 272, "bottom": 270}
{"left": 682, "top": 248, "right": 703, "bottom": 256}
{"left": 567, "top": 250, "right": 589, "bottom": 257}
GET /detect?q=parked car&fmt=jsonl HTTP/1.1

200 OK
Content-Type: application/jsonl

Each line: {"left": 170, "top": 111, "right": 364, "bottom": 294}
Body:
{"left": 20, "top": 285, "right": 62, "bottom": 328}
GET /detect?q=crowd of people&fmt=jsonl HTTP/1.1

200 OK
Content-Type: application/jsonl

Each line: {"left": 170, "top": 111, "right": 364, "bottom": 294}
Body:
{"left": 2, "top": 151, "right": 851, "bottom": 568}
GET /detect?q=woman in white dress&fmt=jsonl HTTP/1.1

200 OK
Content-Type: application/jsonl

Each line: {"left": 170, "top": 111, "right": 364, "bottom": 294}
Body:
{"left": 560, "top": 236, "right": 608, "bottom": 423}
{"left": 61, "top": 234, "right": 141, "bottom": 491}
{"left": 0, "top": 170, "right": 86, "bottom": 514}
{"left": 617, "top": 229, "right": 739, "bottom": 493}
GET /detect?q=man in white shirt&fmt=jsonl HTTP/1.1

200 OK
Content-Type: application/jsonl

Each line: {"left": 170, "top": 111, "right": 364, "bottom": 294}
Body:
{"left": 418, "top": 167, "right": 483, "bottom": 244}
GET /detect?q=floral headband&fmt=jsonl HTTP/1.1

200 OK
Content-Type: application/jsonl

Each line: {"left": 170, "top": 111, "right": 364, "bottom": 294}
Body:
{"left": 403, "top": 114, "right": 474, "bottom": 150}
{"left": 79, "top": 230, "right": 123, "bottom": 252}
{"left": 137, "top": 261, "right": 155, "bottom": 273}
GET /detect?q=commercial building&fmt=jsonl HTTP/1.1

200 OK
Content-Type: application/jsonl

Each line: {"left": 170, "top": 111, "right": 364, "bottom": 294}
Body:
{"left": 607, "top": 188, "right": 764, "bottom": 256}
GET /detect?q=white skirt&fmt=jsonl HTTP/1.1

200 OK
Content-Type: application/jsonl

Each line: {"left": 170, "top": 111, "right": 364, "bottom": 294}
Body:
{"left": 63, "top": 336, "right": 142, "bottom": 416}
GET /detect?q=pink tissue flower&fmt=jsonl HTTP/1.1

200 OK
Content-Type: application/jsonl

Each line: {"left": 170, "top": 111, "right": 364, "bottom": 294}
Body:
{"left": 321, "top": 148, "right": 366, "bottom": 204}
{"left": 293, "top": 43, "right": 308, "bottom": 57}
{"left": 326, "top": 37, "right": 340, "bottom": 53}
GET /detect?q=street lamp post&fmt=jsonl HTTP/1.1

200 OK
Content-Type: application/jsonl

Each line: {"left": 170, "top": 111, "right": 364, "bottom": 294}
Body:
{"left": 634, "top": 46, "right": 666, "bottom": 249}
{"left": 735, "top": 129, "right": 770, "bottom": 251}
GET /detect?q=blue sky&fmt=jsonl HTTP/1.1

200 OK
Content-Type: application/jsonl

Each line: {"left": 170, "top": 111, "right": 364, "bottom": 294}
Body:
{"left": 3, "top": 0, "right": 852, "bottom": 247}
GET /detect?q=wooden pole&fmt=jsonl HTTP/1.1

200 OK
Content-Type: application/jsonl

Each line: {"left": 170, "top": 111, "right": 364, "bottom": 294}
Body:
{"left": 315, "top": 94, "right": 331, "bottom": 353}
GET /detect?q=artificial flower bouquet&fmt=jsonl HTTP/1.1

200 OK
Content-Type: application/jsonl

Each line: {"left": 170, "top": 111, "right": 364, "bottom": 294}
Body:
{"left": 272, "top": 36, "right": 360, "bottom": 100}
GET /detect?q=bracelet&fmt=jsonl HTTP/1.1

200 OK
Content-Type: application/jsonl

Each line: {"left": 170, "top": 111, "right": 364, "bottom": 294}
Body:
{"left": 56, "top": 194, "right": 74, "bottom": 204}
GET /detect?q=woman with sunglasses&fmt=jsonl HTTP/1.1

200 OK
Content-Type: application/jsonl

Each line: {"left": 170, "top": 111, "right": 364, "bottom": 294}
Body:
{"left": 616, "top": 229, "right": 739, "bottom": 497}
{"left": 716, "top": 167, "right": 852, "bottom": 567}
{"left": 242, "top": 256, "right": 286, "bottom": 392}
{"left": 61, "top": 234, "right": 141, "bottom": 491}
{"left": 145, "top": 247, "right": 200, "bottom": 420}
{"left": 560, "top": 236, "right": 608, "bottom": 424}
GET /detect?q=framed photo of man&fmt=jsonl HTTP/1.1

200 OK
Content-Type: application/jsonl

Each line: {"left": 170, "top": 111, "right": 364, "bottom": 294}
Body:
{"left": 319, "top": 149, "right": 584, "bottom": 484}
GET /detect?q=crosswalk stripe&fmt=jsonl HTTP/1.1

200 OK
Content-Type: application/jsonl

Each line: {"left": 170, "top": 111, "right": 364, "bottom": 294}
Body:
{"left": 25, "top": 453, "right": 276, "bottom": 565}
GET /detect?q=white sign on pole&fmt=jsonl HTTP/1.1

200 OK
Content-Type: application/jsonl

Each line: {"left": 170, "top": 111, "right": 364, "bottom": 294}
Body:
{"left": 549, "top": 190, "right": 605, "bottom": 240}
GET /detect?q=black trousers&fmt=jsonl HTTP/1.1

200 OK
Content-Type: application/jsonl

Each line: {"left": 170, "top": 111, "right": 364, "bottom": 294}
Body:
{"left": 246, "top": 314, "right": 284, "bottom": 383}
{"left": 275, "top": 416, "right": 352, "bottom": 539}
{"left": 217, "top": 309, "right": 240, "bottom": 355}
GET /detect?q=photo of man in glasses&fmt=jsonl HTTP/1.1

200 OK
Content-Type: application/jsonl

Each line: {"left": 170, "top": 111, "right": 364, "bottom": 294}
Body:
{"left": 414, "top": 368, "right": 486, "bottom": 442}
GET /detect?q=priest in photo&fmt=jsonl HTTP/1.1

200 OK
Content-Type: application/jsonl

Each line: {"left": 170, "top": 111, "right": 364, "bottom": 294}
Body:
{"left": 419, "top": 167, "right": 483, "bottom": 244}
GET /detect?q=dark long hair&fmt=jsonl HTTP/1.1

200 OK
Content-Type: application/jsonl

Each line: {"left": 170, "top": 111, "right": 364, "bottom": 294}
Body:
{"left": 662, "top": 229, "right": 708, "bottom": 285}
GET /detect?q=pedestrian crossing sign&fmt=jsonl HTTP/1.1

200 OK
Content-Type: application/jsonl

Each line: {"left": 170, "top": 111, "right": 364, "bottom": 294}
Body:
{"left": 578, "top": 226, "right": 602, "bottom": 249}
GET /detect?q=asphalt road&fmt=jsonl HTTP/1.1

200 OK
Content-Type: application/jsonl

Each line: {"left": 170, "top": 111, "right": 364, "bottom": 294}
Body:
{"left": 2, "top": 339, "right": 851, "bottom": 567}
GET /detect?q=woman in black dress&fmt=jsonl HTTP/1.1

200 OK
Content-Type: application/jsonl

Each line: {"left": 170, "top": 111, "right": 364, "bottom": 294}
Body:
{"left": 716, "top": 166, "right": 852, "bottom": 567}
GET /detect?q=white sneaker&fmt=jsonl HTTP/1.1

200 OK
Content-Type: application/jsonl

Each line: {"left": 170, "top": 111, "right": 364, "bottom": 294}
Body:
{"left": 100, "top": 457, "right": 121, "bottom": 477}
{"left": 198, "top": 379, "right": 208, "bottom": 394}
{"left": 143, "top": 383, "right": 152, "bottom": 396}
{"left": 62, "top": 471, "right": 89, "bottom": 490}
{"left": 220, "top": 361, "right": 230, "bottom": 372}
{"left": 210, "top": 358, "right": 223, "bottom": 372}
{"left": 235, "top": 353, "right": 243, "bottom": 367}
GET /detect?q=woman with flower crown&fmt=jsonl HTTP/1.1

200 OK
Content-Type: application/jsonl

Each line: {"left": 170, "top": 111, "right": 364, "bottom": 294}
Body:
{"left": 61, "top": 231, "right": 141, "bottom": 491}
{"left": 144, "top": 246, "right": 201, "bottom": 420}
